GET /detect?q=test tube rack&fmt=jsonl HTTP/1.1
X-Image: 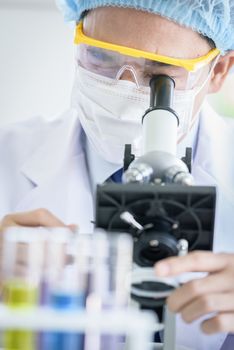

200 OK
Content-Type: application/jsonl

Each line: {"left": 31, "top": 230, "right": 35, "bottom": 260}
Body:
{"left": 0, "top": 305, "right": 157, "bottom": 350}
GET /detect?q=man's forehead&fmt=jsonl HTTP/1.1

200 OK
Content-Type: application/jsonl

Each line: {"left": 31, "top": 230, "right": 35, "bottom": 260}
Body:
{"left": 58, "top": 0, "right": 234, "bottom": 54}
{"left": 84, "top": 7, "right": 212, "bottom": 59}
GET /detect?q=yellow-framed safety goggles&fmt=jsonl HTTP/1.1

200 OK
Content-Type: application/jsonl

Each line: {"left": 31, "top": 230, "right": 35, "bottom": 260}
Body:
{"left": 74, "top": 21, "right": 220, "bottom": 73}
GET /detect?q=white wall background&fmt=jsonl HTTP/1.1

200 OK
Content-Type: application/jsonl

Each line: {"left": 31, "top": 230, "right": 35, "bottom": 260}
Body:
{"left": 0, "top": 0, "right": 233, "bottom": 127}
{"left": 0, "top": 0, "right": 75, "bottom": 126}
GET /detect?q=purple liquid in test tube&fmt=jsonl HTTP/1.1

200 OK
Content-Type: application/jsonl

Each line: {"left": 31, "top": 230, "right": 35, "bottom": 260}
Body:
{"left": 101, "top": 303, "right": 125, "bottom": 350}
{"left": 84, "top": 232, "right": 133, "bottom": 350}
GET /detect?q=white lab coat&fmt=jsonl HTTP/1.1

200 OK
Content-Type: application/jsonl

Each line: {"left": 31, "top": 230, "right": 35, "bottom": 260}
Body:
{"left": 0, "top": 102, "right": 234, "bottom": 349}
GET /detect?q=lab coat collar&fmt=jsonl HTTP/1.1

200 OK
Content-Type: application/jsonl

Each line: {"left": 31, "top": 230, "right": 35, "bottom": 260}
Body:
{"left": 20, "top": 109, "right": 83, "bottom": 186}
{"left": 86, "top": 114, "right": 200, "bottom": 193}
{"left": 20, "top": 102, "right": 233, "bottom": 196}
{"left": 86, "top": 137, "right": 122, "bottom": 194}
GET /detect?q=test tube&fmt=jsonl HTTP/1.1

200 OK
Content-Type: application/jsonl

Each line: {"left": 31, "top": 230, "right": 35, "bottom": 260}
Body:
{"left": 91, "top": 232, "right": 133, "bottom": 307}
{"left": 39, "top": 228, "right": 72, "bottom": 306}
{"left": 73, "top": 234, "right": 94, "bottom": 298}
{"left": 85, "top": 231, "right": 133, "bottom": 350}
{"left": 38, "top": 228, "right": 71, "bottom": 350}
{"left": 42, "top": 230, "right": 86, "bottom": 350}
{"left": 1, "top": 227, "right": 45, "bottom": 350}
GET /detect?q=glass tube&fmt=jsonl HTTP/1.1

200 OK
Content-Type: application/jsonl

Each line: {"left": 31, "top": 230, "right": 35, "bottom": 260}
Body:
{"left": 38, "top": 228, "right": 71, "bottom": 350}
{"left": 90, "top": 231, "right": 133, "bottom": 307}
{"left": 42, "top": 229, "right": 86, "bottom": 350}
{"left": 39, "top": 228, "right": 71, "bottom": 306}
{"left": 73, "top": 234, "right": 94, "bottom": 298}
{"left": 84, "top": 231, "right": 133, "bottom": 350}
{"left": 1, "top": 227, "right": 45, "bottom": 350}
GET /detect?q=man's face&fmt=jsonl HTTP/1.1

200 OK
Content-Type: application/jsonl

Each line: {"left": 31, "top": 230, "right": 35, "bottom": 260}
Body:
{"left": 83, "top": 7, "right": 214, "bottom": 119}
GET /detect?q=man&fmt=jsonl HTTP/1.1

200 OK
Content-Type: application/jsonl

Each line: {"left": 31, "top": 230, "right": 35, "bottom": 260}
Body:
{"left": 0, "top": 0, "right": 234, "bottom": 349}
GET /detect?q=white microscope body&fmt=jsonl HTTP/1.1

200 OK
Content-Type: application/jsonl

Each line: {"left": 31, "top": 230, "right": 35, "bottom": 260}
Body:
{"left": 95, "top": 75, "right": 216, "bottom": 350}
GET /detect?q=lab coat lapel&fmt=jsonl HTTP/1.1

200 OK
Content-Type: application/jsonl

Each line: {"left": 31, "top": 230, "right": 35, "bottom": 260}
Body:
{"left": 193, "top": 103, "right": 234, "bottom": 192}
{"left": 177, "top": 104, "right": 234, "bottom": 350}
{"left": 193, "top": 102, "right": 234, "bottom": 252}
{"left": 14, "top": 102, "right": 234, "bottom": 237}
{"left": 16, "top": 109, "right": 94, "bottom": 233}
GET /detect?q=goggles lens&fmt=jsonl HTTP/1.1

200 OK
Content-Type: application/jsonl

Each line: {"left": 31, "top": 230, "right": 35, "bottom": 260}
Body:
{"left": 76, "top": 44, "right": 211, "bottom": 90}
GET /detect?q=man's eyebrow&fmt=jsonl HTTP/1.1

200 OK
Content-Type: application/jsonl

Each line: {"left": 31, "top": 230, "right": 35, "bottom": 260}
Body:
{"left": 146, "top": 60, "right": 173, "bottom": 68}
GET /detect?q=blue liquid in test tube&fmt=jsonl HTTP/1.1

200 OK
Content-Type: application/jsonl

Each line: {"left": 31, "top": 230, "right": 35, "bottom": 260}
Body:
{"left": 43, "top": 291, "right": 85, "bottom": 350}
{"left": 38, "top": 228, "right": 72, "bottom": 350}
{"left": 41, "top": 231, "right": 90, "bottom": 350}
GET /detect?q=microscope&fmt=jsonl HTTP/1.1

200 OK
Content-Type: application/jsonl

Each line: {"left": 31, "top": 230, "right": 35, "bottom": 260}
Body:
{"left": 95, "top": 75, "right": 216, "bottom": 349}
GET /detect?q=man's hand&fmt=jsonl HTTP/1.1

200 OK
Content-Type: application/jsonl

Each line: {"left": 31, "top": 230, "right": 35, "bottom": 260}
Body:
{"left": 155, "top": 251, "right": 234, "bottom": 334}
{"left": 0, "top": 208, "right": 77, "bottom": 232}
{"left": 0, "top": 209, "right": 77, "bottom": 287}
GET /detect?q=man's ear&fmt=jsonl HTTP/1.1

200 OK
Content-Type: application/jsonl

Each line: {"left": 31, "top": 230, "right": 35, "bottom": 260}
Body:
{"left": 208, "top": 51, "right": 234, "bottom": 94}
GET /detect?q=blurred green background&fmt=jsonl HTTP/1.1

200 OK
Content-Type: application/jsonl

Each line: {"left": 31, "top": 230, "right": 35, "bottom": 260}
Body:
{"left": 208, "top": 74, "right": 234, "bottom": 118}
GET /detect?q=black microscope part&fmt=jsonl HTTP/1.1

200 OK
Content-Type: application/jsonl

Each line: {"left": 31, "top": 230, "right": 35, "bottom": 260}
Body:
{"left": 150, "top": 75, "right": 175, "bottom": 109}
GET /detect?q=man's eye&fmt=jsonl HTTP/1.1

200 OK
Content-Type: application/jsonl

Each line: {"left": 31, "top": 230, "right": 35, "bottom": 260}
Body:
{"left": 87, "top": 48, "right": 113, "bottom": 63}
{"left": 143, "top": 72, "right": 154, "bottom": 79}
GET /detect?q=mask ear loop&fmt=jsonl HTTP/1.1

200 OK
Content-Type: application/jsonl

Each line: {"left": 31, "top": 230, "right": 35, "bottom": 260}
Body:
{"left": 181, "top": 54, "right": 221, "bottom": 139}
{"left": 187, "top": 54, "right": 221, "bottom": 93}
{"left": 197, "top": 54, "right": 221, "bottom": 94}
{"left": 115, "top": 65, "right": 141, "bottom": 89}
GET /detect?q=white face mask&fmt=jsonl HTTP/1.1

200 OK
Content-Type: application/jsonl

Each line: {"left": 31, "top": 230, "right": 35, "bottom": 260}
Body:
{"left": 71, "top": 65, "right": 205, "bottom": 165}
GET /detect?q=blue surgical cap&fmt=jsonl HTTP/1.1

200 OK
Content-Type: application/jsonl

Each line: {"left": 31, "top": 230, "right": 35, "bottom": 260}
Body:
{"left": 56, "top": 0, "right": 234, "bottom": 54}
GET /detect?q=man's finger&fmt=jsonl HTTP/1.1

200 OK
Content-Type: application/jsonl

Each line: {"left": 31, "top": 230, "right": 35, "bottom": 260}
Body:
{"left": 180, "top": 292, "right": 234, "bottom": 324}
{"left": 67, "top": 224, "right": 79, "bottom": 233}
{"left": 201, "top": 312, "right": 234, "bottom": 334}
{"left": 1, "top": 209, "right": 67, "bottom": 229}
{"left": 167, "top": 270, "right": 234, "bottom": 313}
{"left": 155, "top": 251, "right": 230, "bottom": 277}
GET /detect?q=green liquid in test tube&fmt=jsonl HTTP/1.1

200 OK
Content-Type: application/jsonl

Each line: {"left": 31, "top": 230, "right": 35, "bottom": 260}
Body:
{"left": 2, "top": 227, "right": 44, "bottom": 350}
{"left": 3, "top": 280, "right": 38, "bottom": 350}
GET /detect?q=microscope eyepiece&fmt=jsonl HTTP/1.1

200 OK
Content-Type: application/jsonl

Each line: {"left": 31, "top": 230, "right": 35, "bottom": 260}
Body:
{"left": 149, "top": 75, "right": 175, "bottom": 109}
